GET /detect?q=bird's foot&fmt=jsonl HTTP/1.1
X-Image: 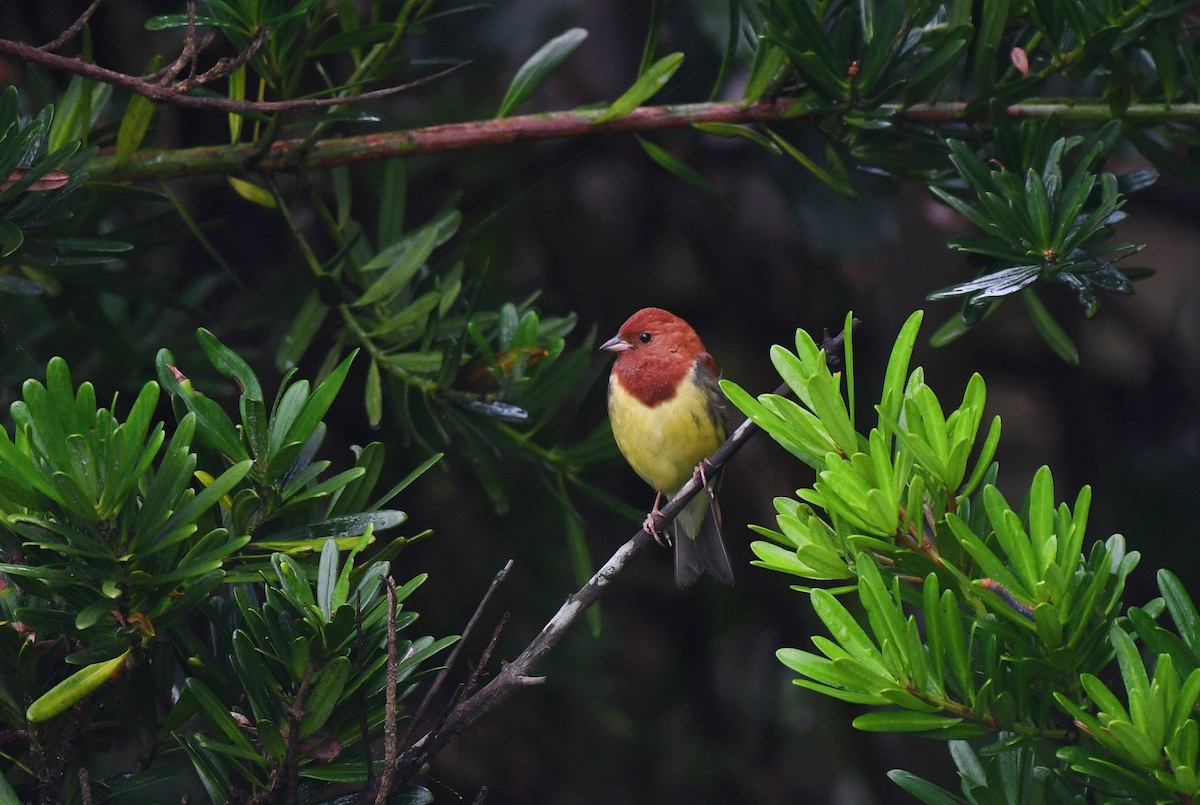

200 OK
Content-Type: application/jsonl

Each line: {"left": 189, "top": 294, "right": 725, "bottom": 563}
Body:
{"left": 693, "top": 458, "right": 717, "bottom": 499}
{"left": 644, "top": 491, "right": 672, "bottom": 547}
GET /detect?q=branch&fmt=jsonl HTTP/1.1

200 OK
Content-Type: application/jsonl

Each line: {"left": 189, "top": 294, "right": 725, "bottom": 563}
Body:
{"left": 86, "top": 99, "right": 1200, "bottom": 183}
{"left": 0, "top": 32, "right": 464, "bottom": 114}
{"left": 87, "top": 98, "right": 801, "bottom": 182}
{"left": 396, "top": 321, "right": 855, "bottom": 765}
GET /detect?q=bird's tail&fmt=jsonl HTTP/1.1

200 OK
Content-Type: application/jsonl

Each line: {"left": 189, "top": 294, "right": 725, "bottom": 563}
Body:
{"left": 673, "top": 492, "right": 734, "bottom": 587}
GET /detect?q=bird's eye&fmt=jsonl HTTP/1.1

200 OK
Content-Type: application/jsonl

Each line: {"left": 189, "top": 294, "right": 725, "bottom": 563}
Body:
{"left": 638, "top": 332, "right": 652, "bottom": 344}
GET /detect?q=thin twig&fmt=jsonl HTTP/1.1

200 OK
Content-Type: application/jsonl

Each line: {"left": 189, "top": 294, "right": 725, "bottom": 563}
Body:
{"left": 397, "top": 561, "right": 512, "bottom": 752}
{"left": 354, "top": 590, "right": 373, "bottom": 780}
{"left": 372, "top": 579, "right": 399, "bottom": 805}
{"left": 40, "top": 0, "right": 104, "bottom": 53}
{"left": 390, "top": 615, "right": 510, "bottom": 787}
{"left": 77, "top": 767, "right": 93, "bottom": 805}
{"left": 0, "top": 34, "right": 465, "bottom": 113}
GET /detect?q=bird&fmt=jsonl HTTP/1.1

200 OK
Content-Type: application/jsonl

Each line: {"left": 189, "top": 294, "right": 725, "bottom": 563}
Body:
{"left": 600, "top": 307, "right": 734, "bottom": 587}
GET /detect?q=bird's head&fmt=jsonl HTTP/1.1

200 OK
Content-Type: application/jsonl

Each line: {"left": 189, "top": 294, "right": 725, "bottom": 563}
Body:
{"left": 599, "top": 307, "right": 704, "bottom": 361}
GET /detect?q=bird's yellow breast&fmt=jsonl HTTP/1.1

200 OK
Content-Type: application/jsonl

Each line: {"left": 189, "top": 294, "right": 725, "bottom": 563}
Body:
{"left": 608, "top": 366, "right": 725, "bottom": 494}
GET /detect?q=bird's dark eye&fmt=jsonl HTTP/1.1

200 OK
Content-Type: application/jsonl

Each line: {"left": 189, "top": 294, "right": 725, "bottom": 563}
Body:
{"left": 638, "top": 332, "right": 652, "bottom": 344}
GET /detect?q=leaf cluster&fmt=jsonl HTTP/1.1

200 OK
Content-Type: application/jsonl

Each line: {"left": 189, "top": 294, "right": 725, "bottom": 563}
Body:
{"left": 0, "top": 332, "right": 452, "bottom": 803}
{"left": 926, "top": 121, "right": 1156, "bottom": 361}
{"left": 0, "top": 87, "right": 131, "bottom": 296}
{"left": 726, "top": 311, "right": 1200, "bottom": 801}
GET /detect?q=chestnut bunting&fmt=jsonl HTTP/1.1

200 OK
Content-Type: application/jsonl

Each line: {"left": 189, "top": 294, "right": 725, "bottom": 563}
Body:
{"left": 601, "top": 308, "right": 734, "bottom": 586}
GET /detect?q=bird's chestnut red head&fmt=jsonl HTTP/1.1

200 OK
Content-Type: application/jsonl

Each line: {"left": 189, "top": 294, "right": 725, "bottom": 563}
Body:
{"left": 600, "top": 307, "right": 719, "bottom": 406}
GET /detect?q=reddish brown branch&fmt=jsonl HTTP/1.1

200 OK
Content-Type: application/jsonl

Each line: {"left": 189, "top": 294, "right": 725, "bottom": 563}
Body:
{"left": 89, "top": 98, "right": 802, "bottom": 182}
{"left": 86, "top": 96, "right": 1200, "bottom": 184}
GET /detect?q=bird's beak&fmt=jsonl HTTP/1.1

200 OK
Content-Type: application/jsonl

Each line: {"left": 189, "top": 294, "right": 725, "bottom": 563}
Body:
{"left": 599, "top": 334, "right": 631, "bottom": 353}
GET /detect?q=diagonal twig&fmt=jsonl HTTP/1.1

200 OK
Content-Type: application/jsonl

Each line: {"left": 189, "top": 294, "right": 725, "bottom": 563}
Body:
{"left": 397, "top": 560, "right": 513, "bottom": 754}
{"left": 40, "top": 0, "right": 104, "bottom": 53}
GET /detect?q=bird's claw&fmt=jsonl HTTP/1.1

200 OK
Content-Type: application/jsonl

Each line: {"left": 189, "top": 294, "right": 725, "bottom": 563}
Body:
{"left": 644, "top": 491, "right": 672, "bottom": 547}
{"left": 693, "top": 458, "right": 717, "bottom": 500}
{"left": 644, "top": 513, "right": 672, "bottom": 547}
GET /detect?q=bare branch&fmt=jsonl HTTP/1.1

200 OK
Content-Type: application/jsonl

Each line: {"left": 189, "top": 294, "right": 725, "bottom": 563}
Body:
{"left": 397, "top": 561, "right": 513, "bottom": 752}
{"left": 365, "top": 565, "right": 513, "bottom": 802}
{"left": 77, "top": 767, "right": 94, "bottom": 805}
{"left": 0, "top": 33, "right": 464, "bottom": 114}
{"left": 152, "top": 3, "right": 221, "bottom": 87}
{"left": 372, "top": 579, "right": 399, "bottom": 805}
{"left": 40, "top": 0, "right": 104, "bottom": 53}
{"left": 391, "top": 614, "right": 510, "bottom": 788}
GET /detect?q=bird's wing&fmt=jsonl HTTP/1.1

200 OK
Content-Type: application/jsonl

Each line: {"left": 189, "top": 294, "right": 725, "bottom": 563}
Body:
{"left": 693, "top": 351, "right": 730, "bottom": 433}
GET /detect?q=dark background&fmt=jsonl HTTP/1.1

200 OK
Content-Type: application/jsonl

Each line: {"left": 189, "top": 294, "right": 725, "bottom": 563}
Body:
{"left": 3, "top": 2, "right": 1200, "bottom": 802}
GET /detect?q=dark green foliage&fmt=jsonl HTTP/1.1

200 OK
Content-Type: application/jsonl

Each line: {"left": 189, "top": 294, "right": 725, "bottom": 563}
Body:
{"left": 926, "top": 124, "right": 1156, "bottom": 358}
{"left": 0, "top": 87, "right": 131, "bottom": 294}
{"left": 0, "top": 0, "right": 1198, "bottom": 801}
{"left": 0, "top": 334, "right": 451, "bottom": 803}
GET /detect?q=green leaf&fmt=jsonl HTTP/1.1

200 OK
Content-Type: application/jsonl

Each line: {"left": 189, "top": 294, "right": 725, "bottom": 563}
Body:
{"left": 300, "top": 656, "right": 351, "bottom": 737}
{"left": 257, "top": 510, "right": 405, "bottom": 545}
{"left": 317, "top": 537, "right": 339, "bottom": 622}
{"left": 276, "top": 290, "right": 329, "bottom": 372}
{"left": 0, "top": 241, "right": 30, "bottom": 269}
{"left": 286, "top": 351, "right": 356, "bottom": 445}
{"left": 497, "top": 28, "right": 588, "bottom": 118}
{"left": 853, "top": 710, "right": 963, "bottom": 732}
{"left": 971, "top": 0, "right": 1010, "bottom": 96}
{"left": 185, "top": 678, "right": 257, "bottom": 753}
{"left": 365, "top": 359, "right": 383, "bottom": 428}
{"left": 115, "top": 90, "right": 157, "bottom": 164}
{"left": 635, "top": 136, "right": 728, "bottom": 208}
{"left": 145, "top": 460, "right": 253, "bottom": 554}
{"left": 879, "top": 311, "right": 922, "bottom": 429}
{"left": 710, "top": 0, "right": 739, "bottom": 99}
{"left": 1160, "top": 569, "right": 1200, "bottom": 654}
{"left": 377, "top": 159, "right": 407, "bottom": 247}
{"left": 198, "top": 328, "right": 264, "bottom": 402}
{"left": 354, "top": 209, "right": 459, "bottom": 306}
{"left": 887, "top": 770, "right": 966, "bottom": 805}
{"left": 0, "top": 770, "right": 20, "bottom": 805}
{"left": 638, "top": 0, "right": 664, "bottom": 76}
{"left": 943, "top": 513, "right": 1023, "bottom": 593}
{"left": 902, "top": 29, "right": 969, "bottom": 105}
{"left": 354, "top": 227, "right": 439, "bottom": 306}
{"left": 1022, "top": 289, "right": 1079, "bottom": 364}
{"left": 693, "top": 122, "right": 780, "bottom": 152}
{"left": 809, "top": 588, "right": 887, "bottom": 673}
{"left": 227, "top": 64, "right": 245, "bottom": 141}
{"left": 26, "top": 650, "right": 130, "bottom": 722}
{"left": 594, "top": 52, "right": 684, "bottom": 124}
{"left": 767, "top": 128, "right": 857, "bottom": 197}
{"left": 743, "top": 42, "right": 788, "bottom": 101}
{"left": 227, "top": 176, "right": 277, "bottom": 208}
{"left": 960, "top": 415, "right": 1000, "bottom": 499}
